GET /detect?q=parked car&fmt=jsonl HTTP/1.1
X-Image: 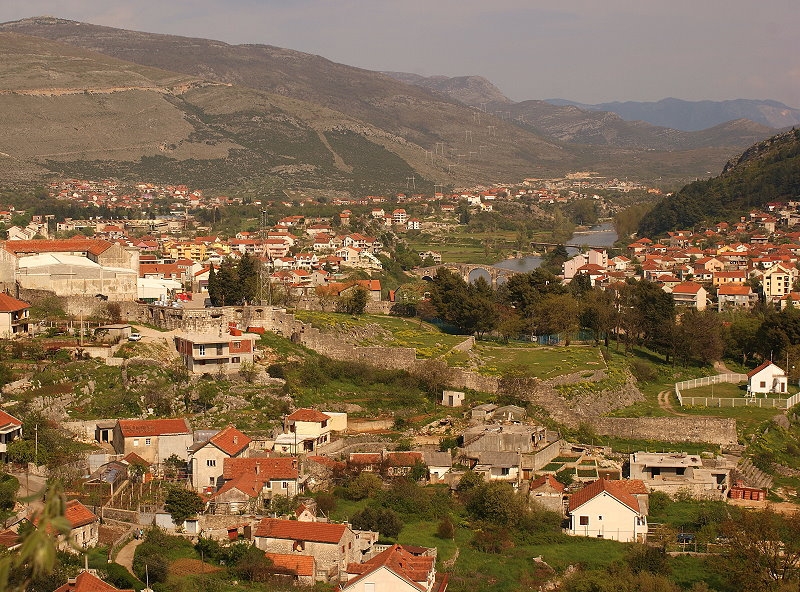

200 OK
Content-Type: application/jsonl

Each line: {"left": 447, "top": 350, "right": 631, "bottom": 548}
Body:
{"left": 677, "top": 533, "right": 695, "bottom": 544}
{"left": 128, "top": 332, "right": 142, "bottom": 342}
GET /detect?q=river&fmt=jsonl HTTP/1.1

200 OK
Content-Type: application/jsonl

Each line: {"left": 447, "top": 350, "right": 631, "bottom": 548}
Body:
{"left": 492, "top": 222, "right": 618, "bottom": 273}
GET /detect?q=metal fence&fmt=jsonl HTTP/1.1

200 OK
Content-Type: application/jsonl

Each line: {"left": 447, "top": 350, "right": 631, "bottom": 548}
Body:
{"left": 675, "top": 373, "right": 800, "bottom": 409}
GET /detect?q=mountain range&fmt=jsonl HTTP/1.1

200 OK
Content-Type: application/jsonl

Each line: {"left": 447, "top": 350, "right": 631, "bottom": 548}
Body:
{"left": 0, "top": 16, "right": 792, "bottom": 195}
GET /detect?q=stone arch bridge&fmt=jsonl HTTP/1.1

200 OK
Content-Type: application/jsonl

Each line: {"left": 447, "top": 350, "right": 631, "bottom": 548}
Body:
{"left": 414, "top": 263, "right": 522, "bottom": 286}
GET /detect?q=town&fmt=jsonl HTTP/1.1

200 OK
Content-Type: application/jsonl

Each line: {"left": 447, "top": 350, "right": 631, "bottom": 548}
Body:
{"left": 0, "top": 163, "right": 798, "bottom": 592}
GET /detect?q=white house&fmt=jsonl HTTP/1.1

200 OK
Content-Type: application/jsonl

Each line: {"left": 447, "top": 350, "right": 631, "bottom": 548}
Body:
{"left": 566, "top": 479, "right": 648, "bottom": 543}
{"left": 188, "top": 425, "right": 251, "bottom": 492}
{"left": 747, "top": 361, "right": 788, "bottom": 395}
{"left": 341, "top": 544, "right": 442, "bottom": 592}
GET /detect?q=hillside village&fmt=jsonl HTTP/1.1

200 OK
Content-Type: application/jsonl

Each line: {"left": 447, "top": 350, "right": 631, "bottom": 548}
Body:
{"left": 0, "top": 166, "right": 799, "bottom": 591}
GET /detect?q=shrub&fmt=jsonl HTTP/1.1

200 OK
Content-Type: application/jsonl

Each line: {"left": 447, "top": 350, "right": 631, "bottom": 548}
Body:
{"left": 351, "top": 507, "right": 404, "bottom": 538}
{"left": 436, "top": 516, "right": 455, "bottom": 540}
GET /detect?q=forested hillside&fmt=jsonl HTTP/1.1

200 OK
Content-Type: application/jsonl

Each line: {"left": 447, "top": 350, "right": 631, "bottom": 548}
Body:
{"left": 638, "top": 129, "right": 800, "bottom": 236}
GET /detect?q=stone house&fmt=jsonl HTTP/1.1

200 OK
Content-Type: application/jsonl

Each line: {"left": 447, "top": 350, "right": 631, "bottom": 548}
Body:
{"left": 253, "top": 518, "right": 364, "bottom": 582}
{"left": 112, "top": 418, "right": 193, "bottom": 466}
{"left": 747, "top": 361, "right": 788, "bottom": 395}
{"left": 528, "top": 474, "right": 565, "bottom": 512}
{"left": 63, "top": 500, "right": 99, "bottom": 552}
{"left": 566, "top": 479, "right": 648, "bottom": 543}
{"left": 208, "top": 457, "right": 300, "bottom": 514}
{"left": 189, "top": 425, "right": 252, "bottom": 492}
{"left": 348, "top": 451, "right": 424, "bottom": 478}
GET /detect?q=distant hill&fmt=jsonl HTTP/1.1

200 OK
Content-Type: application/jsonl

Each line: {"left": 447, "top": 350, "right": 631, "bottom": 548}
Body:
{"left": 546, "top": 97, "right": 800, "bottom": 132}
{"left": 384, "top": 73, "right": 779, "bottom": 152}
{"left": 0, "top": 16, "right": 782, "bottom": 191}
{"left": 637, "top": 129, "right": 800, "bottom": 236}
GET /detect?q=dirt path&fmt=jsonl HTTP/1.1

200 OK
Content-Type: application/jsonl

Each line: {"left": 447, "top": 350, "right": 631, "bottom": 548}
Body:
{"left": 657, "top": 389, "right": 688, "bottom": 416}
{"left": 115, "top": 537, "right": 143, "bottom": 576}
{"left": 713, "top": 361, "right": 736, "bottom": 374}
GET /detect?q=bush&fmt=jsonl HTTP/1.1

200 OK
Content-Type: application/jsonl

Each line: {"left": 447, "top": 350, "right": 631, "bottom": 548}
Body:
{"left": 343, "top": 472, "right": 383, "bottom": 501}
{"left": 471, "top": 527, "right": 514, "bottom": 554}
{"left": 436, "top": 516, "right": 455, "bottom": 540}
{"left": 101, "top": 562, "right": 144, "bottom": 590}
{"left": 630, "top": 359, "right": 658, "bottom": 383}
{"left": 266, "top": 363, "right": 285, "bottom": 379}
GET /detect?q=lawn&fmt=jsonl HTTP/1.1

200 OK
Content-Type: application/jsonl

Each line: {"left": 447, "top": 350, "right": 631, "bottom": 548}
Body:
{"left": 681, "top": 381, "right": 797, "bottom": 400}
{"left": 469, "top": 343, "right": 605, "bottom": 378}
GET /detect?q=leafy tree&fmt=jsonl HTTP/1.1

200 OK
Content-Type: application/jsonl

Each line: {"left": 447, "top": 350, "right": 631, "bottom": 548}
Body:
{"left": 715, "top": 508, "right": 800, "bottom": 592}
{"left": 466, "top": 481, "right": 527, "bottom": 527}
{"left": 337, "top": 286, "right": 369, "bottom": 315}
{"left": 235, "top": 545, "right": 275, "bottom": 582}
{"left": 206, "top": 265, "right": 220, "bottom": 306}
{"left": 436, "top": 516, "right": 456, "bottom": 540}
{"left": 164, "top": 486, "right": 204, "bottom": 526}
{"left": 351, "top": 507, "right": 403, "bottom": 538}
{"left": 236, "top": 252, "right": 260, "bottom": 304}
{"left": 343, "top": 472, "right": 383, "bottom": 501}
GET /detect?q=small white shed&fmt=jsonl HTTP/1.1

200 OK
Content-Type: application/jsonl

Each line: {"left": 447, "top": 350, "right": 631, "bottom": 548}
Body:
{"left": 747, "top": 361, "right": 788, "bottom": 395}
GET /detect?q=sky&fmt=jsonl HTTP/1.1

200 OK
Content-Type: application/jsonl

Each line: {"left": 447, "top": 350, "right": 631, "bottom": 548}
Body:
{"left": 3, "top": 0, "right": 799, "bottom": 108}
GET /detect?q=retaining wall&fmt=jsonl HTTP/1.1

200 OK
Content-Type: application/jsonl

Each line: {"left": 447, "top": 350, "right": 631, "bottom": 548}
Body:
{"left": 589, "top": 417, "right": 738, "bottom": 446}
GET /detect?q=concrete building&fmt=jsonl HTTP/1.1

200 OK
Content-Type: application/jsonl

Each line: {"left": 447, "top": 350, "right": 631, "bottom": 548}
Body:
{"left": 0, "top": 239, "right": 139, "bottom": 300}
{"left": 174, "top": 331, "right": 259, "bottom": 374}
{"left": 628, "top": 452, "right": 731, "bottom": 499}
{"left": 0, "top": 410, "right": 22, "bottom": 463}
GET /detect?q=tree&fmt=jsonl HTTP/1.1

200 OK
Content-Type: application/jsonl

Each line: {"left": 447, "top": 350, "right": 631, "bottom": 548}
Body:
{"left": 466, "top": 481, "right": 527, "bottom": 527}
{"left": 338, "top": 286, "right": 369, "bottom": 315}
{"left": 236, "top": 253, "right": 260, "bottom": 304}
{"left": 351, "top": 507, "right": 404, "bottom": 539}
{"left": 164, "top": 487, "right": 204, "bottom": 527}
{"left": 436, "top": 516, "right": 456, "bottom": 540}
{"left": 206, "top": 265, "right": 220, "bottom": 306}
{"left": 716, "top": 508, "right": 800, "bottom": 592}
{"left": 235, "top": 545, "right": 275, "bottom": 582}
{"left": 343, "top": 472, "right": 383, "bottom": 501}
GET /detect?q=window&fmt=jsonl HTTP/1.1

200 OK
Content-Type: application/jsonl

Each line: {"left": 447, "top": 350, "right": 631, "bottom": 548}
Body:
{"left": 598, "top": 516, "right": 603, "bottom": 521}
{"left": 579, "top": 516, "right": 589, "bottom": 526}
{"left": 233, "top": 341, "right": 241, "bottom": 348}
{"left": 760, "top": 381, "right": 766, "bottom": 388}
{"left": 232, "top": 357, "right": 240, "bottom": 363}
{"left": 199, "top": 344, "right": 206, "bottom": 356}
{"left": 209, "top": 477, "right": 215, "bottom": 485}
{"left": 207, "top": 460, "right": 216, "bottom": 467}
{"left": 133, "top": 439, "right": 139, "bottom": 447}
{"left": 282, "top": 481, "right": 289, "bottom": 489}
{"left": 145, "top": 438, "right": 151, "bottom": 446}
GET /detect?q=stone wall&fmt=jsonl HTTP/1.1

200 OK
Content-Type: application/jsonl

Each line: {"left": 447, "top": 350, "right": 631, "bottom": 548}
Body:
{"left": 589, "top": 417, "right": 738, "bottom": 446}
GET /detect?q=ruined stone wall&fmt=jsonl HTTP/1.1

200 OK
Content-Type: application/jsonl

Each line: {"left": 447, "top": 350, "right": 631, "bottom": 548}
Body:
{"left": 589, "top": 417, "right": 738, "bottom": 446}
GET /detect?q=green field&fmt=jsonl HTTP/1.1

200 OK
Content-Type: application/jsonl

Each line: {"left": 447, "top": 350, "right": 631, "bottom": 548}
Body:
{"left": 293, "top": 311, "right": 467, "bottom": 358}
{"left": 464, "top": 343, "right": 605, "bottom": 378}
{"left": 682, "top": 381, "right": 798, "bottom": 399}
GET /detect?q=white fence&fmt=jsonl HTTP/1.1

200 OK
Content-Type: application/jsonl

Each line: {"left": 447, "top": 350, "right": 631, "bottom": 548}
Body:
{"left": 675, "top": 373, "right": 800, "bottom": 409}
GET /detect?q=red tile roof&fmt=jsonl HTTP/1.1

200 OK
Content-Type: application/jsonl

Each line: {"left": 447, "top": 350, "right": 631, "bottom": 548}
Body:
{"left": 0, "top": 293, "right": 30, "bottom": 313}
{"left": 121, "top": 452, "right": 151, "bottom": 466}
{"left": 0, "top": 410, "right": 21, "bottom": 429}
{"left": 344, "top": 544, "right": 434, "bottom": 591}
{"left": 672, "top": 282, "right": 703, "bottom": 295}
{"left": 616, "top": 479, "right": 648, "bottom": 495}
{"left": 530, "top": 474, "right": 564, "bottom": 493}
{"left": 3, "top": 238, "right": 113, "bottom": 257}
{"left": 718, "top": 284, "right": 753, "bottom": 295}
{"left": 254, "top": 518, "right": 347, "bottom": 543}
{"left": 0, "top": 528, "right": 20, "bottom": 549}
{"left": 265, "top": 553, "right": 315, "bottom": 577}
{"left": 287, "top": 409, "right": 330, "bottom": 423}
{"left": 222, "top": 457, "right": 298, "bottom": 481}
{"left": 568, "top": 479, "right": 641, "bottom": 513}
{"left": 54, "top": 570, "right": 133, "bottom": 592}
{"left": 65, "top": 499, "right": 98, "bottom": 528}
{"left": 117, "top": 418, "right": 190, "bottom": 437}
{"left": 747, "top": 361, "right": 782, "bottom": 378}
{"left": 209, "top": 425, "right": 251, "bottom": 457}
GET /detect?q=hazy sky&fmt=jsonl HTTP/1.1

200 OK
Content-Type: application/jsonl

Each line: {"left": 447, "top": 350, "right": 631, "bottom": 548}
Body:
{"left": 4, "top": 0, "right": 799, "bottom": 107}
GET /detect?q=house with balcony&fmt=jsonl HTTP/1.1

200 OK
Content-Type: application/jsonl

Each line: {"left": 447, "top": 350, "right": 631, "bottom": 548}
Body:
{"left": 111, "top": 418, "right": 193, "bottom": 466}
{"left": 0, "top": 294, "right": 30, "bottom": 337}
{"left": 274, "top": 409, "right": 347, "bottom": 454}
{"left": 174, "top": 331, "right": 258, "bottom": 374}
{"left": 0, "top": 411, "right": 22, "bottom": 462}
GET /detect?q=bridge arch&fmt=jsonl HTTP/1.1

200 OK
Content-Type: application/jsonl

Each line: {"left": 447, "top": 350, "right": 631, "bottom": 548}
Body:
{"left": 416, "top": 263, "right": 522, "bottom": 287}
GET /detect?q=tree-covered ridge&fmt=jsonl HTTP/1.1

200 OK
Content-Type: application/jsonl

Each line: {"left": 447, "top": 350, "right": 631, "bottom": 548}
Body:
{"left": 638, "top": 129, "right": 800, "bottom": 236}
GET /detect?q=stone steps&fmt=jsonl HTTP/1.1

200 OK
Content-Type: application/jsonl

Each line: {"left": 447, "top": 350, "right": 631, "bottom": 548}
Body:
{"left": 733, "top": 458, "right": 774, "bottom": 490}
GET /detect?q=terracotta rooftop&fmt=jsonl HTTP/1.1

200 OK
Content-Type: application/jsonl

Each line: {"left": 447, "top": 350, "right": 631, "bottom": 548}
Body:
{"left": 208, "top": 425, "right": 252, "bottom": 457}
{"left": 568, "top": 479, "right": 641, "bottom": 514}
{"left": 0, "top": 410, "right": 22, "bottom": 430}
{"left": 287, "top": 408, "right": 330, "bottom": 423}
{"left": 65, "top": 499, "right": 98, "bottom": 528}
{"left": 344, "top": 544, "right": 434, "bottom": 591}
{"left": 3, "top": 238, "right": 114, "bottom": 257}
{"left": 0, "top": 293, "right": 30, "bottom": 313}
{"left": 117, "top": 418, "right": 190, "bottom": 437}
{"left": 222, "top": 457, "right": 298, "bottom": 481}
{"left": 747, "top": 361, "right": 783, "bottom": 378}
{"left": 530, "top": 474, "right": 565, "bottom": 493}
{"left": 254, "top": 518, "right": 347, "bottom": 543}
{"left": 54, "top": 570, "right": 133, "bottom": 592}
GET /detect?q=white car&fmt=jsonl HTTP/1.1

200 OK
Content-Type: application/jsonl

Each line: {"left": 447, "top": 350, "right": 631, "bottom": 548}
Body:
{"left": 128, "top": 332, "right": 142, "bottom": 342}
